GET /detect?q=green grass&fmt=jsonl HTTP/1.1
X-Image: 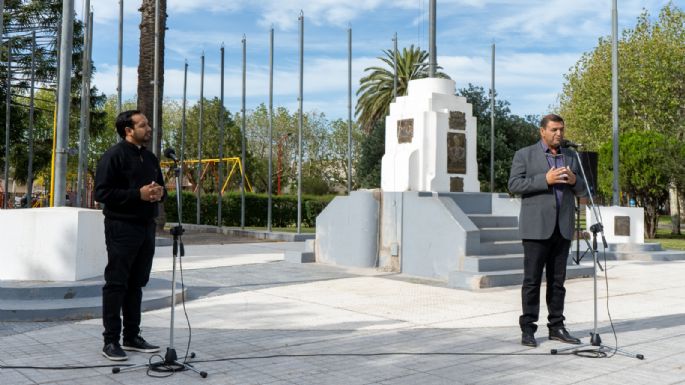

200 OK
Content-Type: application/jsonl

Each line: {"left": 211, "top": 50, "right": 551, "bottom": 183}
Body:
{"left": 647, "top": 215, "right": 685, "bottom": 251}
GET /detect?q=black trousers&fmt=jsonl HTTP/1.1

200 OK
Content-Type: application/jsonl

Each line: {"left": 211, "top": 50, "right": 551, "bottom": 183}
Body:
{"left": 102, "top": 217, "right": 156, "bottom": 344}
{"left": 519, "top": 225, "right": 571, "bottom": 333}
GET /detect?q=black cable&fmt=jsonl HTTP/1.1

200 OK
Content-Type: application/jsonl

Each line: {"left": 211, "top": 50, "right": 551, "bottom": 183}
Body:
{"left": 601, "top": 244, "right": 619, "bottom": 358}
{"left": 0, "top": 351, "right": 561, "bottom": 371}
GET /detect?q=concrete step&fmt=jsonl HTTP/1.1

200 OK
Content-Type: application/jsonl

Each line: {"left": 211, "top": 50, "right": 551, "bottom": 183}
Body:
{"left": 448, "top": 264, "right": 594, "bottom": 290}
{"left": 468, "top": 214, "right": 518, "bottom": 229}
{"left": 479, "top": 240, "right": 523, "bottom": 255}
{"left": 479, "top": 227, "right": 519, "bottom": 242}
{"left": 569, "top": 244, "right": 685, "bottom": 262}
{"left": 463, "top": 254, "right": 523, "bottom": 272}
{"left": 0, "top": 277, "right": 183, "bottom": 321}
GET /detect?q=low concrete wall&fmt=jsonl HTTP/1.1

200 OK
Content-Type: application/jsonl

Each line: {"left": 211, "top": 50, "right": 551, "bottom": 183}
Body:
{"left": 315, "top": 191, "right": 379, "bottom": 267}
{"left": 0, "top": 207, "right": 106, "bottom": 281}
{"left": 400, "top": 192, "right": 480, "bottom": 279}
{"left": 586, "top": 206, "right": 644, "bottom": 244}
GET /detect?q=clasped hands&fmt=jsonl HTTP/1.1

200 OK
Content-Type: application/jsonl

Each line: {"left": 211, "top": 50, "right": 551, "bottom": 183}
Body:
{"left": 546, "top": 166, "right": 576, "bottom": 186}
{"left": 140, "top": 181, "right": 164, "bottom": 202}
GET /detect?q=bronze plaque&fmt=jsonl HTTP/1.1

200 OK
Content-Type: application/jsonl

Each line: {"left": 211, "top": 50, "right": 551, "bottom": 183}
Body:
{"left": 450, "top": 177, "right": 464, "bottom": 192}
{"left": 449, "top": 111, "right": 466, "bottom": 131}
{"left": 397, "top": 119, "right": 414, "bottom": 143}
{"left": 615, "top": 216, "right": 631, "bottom": 236}
{"left": 447, "top": 132, "right": 466, "bottom": 174}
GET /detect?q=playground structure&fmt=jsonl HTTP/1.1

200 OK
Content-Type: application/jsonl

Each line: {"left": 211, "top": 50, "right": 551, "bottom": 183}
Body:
{"left": 160, "top": 157, "right": 253, "bottom": 194}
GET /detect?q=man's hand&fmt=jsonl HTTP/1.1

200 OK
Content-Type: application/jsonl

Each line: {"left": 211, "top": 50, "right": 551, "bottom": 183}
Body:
{"left": 140, "top": 181, "right": 164, "bottom": 202}
{"left": 546, "top": 166, "right": 576, "bottom": 185}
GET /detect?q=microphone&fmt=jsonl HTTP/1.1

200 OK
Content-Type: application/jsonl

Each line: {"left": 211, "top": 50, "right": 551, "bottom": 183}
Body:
{"left": 560, "top": 139, "right": 581, "bottom": 149}
{"left": 164, "top": 147, "right": 179, "bottom": 162}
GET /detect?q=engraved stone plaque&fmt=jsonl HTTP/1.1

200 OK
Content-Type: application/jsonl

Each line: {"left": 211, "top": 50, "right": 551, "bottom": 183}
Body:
{"left": 449, "top": 111, "right": 466, "bottom": 131}
{"left": 397, "top": 119, "right": 414, "bottom": 143}
{"left": 614, "top": 216, "right": 631, "bottom": 236}
{"left": 447, "top": 132, "right": 466, "bottom": 174}
{"left": 450, "top": 177, "right": 464, "bottom": 192}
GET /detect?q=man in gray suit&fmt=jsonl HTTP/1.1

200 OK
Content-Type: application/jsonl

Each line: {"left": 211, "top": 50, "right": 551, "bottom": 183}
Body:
{"left": 508, "top": 113, "right": 586, "bottom": 347}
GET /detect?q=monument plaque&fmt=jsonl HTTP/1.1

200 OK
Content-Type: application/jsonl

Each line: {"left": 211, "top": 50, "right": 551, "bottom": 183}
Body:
{"left": 447, "top": 132, "right": 466, "bottom": 174}
{"left": 615, "top": 216, "right": 631, "bottom": 236}
{"left": 449, "top": 111, "right": 466, "bottom": 131}
{"left": 397, "top": 119, "right": 414, "bottom": 143}
{"left": 450, "top": 177, "right": 464, "bottom": 192}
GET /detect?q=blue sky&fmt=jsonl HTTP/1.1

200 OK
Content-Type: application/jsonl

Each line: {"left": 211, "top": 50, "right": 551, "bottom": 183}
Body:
{"left": 80, "top": 0, "right": 673, "bottom": 122}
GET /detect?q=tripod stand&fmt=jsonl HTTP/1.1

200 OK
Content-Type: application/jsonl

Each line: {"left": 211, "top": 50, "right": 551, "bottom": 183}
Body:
{"left": 550, "top": 146, "right": 643, "bottom": 360}
{"left": 114, "top": 153, "right": 208, "bottom": 377}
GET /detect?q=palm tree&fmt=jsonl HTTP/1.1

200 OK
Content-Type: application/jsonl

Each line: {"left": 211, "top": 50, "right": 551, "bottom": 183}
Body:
{"left": 355, "top": 45, "right": 449, "bottom": 133}
{"left": 137, "top": 0, "right": 166, "bottom": 156}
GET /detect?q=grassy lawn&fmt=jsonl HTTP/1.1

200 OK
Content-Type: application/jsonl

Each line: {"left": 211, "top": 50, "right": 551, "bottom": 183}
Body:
{"left": 647, "top": 215, "right": 685, "bottom": 251}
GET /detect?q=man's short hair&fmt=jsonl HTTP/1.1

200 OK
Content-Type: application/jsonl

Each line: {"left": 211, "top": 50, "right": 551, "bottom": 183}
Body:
{"left": 115, "top": 110, "right": 142, "bottom": 139}
{"left": 540, "top": 113, "right": 564, "bottom": 129}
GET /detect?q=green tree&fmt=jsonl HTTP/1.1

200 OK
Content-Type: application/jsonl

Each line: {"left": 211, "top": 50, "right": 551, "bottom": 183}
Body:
{"left": 598, "top": 131, "right": 685, "bottom": 238}
{"left": 1, "top": 0, "right": 106, "bottom": 199}
{"left": 458, "top": 84, "right": 539, "bottom": 192}
{"left": 356, "top": 119, "right": 385, "bottom": 188}
{"left": 355, "top": 45, "right": 449, "bottom": 133}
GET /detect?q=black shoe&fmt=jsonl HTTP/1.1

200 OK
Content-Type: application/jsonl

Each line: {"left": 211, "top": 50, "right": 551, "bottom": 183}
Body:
{"left": 102, "top": 342, "right": 128, "bottom": 361}
{"left": 549, "top": 328, "right": 581, "bottom": 344}
{"left": 521, "top": 332, "right": 537, "bottom": 347}
{"left": 122, "top": 335, "right": 160, "bottom": 353}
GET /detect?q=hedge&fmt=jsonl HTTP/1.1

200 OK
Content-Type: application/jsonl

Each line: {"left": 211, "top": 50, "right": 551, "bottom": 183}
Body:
{"left": 164, "top": 191, "right": 334, "bottom": 228}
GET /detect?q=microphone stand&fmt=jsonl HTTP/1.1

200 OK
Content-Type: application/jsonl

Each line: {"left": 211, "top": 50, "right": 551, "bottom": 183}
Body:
{"left": 551, "top": 146, "right": 643, "bottom": 360}
{"left": 114, "top": 156, "right": 208, "bottom": 377}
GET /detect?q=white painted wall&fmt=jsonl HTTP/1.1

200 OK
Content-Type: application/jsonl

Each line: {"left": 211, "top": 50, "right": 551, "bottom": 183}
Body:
{"left": 0, "top": 207, "right": 106, "bottom": 281}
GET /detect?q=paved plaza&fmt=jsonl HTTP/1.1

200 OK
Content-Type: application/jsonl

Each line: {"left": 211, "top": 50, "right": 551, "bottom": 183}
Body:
{"left": 1, "top": 237, "right": 684, "bottom": 384}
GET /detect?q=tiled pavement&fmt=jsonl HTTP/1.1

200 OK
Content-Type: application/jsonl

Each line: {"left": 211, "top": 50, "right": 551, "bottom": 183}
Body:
{"left": 1, "top": 240, "right": 684, "bottom": 384}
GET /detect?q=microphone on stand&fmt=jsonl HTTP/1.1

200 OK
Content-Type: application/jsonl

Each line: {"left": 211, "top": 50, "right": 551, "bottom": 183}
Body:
{"left": 560, "top": 139, "right": 582, "bottom": 149}
{"left": 164, "top": 148, "right": 179, "bottom": 163}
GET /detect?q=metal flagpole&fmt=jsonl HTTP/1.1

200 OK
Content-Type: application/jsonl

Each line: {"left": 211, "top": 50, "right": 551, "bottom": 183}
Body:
{"left": 297, "top": 11, "right": 303, "bottom": 233}
{"left": 490, "top": 42, "right": 495, "bottom": 193}
{"left": 218, "top": 44, "right": 225, "bottom": 228}
{"left": 392, "top": 32, "right": 397, "bottom": 100}
{"left": 428, "top": 0, "right": 436, "bottom": 77}
{"left": 180, "top": 61, "right": 187, "bottom": 166}
{"left": 196, "top": 52, "right": 204, "bottom": 225}
{"left": 27, "top": 31, "right": 37, "bottom": 206}
{"left": 267, "top": 27, "right": 274, "bottom": 231}
{"left": 241, "top": 35, "right": 246, "bottom": 229}
{"left": 77, "top": 3, "right": 91, "bottom": 207}
{"left": 152, "top": 0, "right": 160, "bottom": 157}
{"left": 347, "top": 26, "right": 352, "bottom": 195}
{"left": 116, "top": 0, "right": 123, "bottom": 116}
{"left": 611, "top": 0, "right": 620, "bottom": 206}
{"left": 54, "top": 0, "right": 74, "bottom": 207}
{"left": 3, "top": 39, "right": 10, "bottom": 209}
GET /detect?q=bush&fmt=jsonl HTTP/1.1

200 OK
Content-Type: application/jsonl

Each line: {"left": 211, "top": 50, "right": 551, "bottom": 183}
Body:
{"left": 164, "top": 191, "right": 334, "bottom": 228}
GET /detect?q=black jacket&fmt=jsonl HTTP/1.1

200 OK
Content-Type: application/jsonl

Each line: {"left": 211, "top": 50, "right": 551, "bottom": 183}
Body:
{"left": 94, "top": 140, "right": 166, "bottom": 222}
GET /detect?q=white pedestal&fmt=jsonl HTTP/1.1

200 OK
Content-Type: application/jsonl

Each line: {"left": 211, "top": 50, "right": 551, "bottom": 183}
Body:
{"left": 381, "top": 78, "right": 480, "bottom": 192}
{"left": 586, "top": 206, "right": 644, "bottom": 244}
{"left": 0, "top": 207, "right": 107, "bottom": 281}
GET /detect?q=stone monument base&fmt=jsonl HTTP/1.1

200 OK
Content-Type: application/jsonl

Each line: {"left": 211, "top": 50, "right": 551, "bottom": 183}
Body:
{"left": 0, "top": 207, "right": 106, "bottom": 281}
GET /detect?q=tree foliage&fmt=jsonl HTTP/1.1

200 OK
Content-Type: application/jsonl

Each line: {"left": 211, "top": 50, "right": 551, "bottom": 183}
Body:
{"left": 0, "top": 0, "right": 107, "bottom": 195}
{"left": 559, "top": 2, "right": 685, "bottom": 147}
{"left": 458, "top": 84, "right": 539, "bottom": 192}
{"left": 598, "top": 131, "right": 685, "bottom": 238}
{"left": 355, "top": 45, "right": 449, "bottom": 133}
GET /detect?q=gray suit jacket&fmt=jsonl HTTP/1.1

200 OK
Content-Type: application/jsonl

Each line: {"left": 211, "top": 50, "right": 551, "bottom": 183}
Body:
{"left": 508, "top": 141, "right": 586, "bottom": 240}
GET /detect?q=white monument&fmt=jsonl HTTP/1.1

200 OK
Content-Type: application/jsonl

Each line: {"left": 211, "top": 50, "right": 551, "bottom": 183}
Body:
{"left": 381, "top": 77, "right": 479, "bottom": 193}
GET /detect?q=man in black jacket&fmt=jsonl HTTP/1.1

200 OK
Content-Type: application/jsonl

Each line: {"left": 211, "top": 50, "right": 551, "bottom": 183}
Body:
{"left": 95, "top": 110, "right": 165, "bottom": 361}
